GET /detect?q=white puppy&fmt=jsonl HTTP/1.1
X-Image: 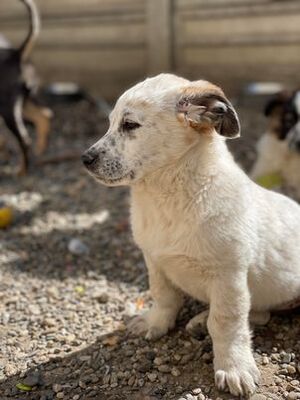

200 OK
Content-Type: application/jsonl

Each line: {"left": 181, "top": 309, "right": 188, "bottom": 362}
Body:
{"left": 82, "top": 74, "right": 300, "bottom": 397}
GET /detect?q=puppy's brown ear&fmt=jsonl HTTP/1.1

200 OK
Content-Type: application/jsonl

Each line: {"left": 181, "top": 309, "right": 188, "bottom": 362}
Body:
{"left": 176, "top": 92, "right": 240, "bottom": 139}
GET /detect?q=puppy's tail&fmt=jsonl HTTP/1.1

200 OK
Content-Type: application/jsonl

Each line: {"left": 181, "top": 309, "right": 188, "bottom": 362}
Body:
{"left": 18, "top": 0, "right": 40, "bottom": 62}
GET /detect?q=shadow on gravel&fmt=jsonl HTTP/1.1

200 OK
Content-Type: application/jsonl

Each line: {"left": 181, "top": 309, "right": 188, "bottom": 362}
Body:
{"left": 1, "top": 160, "right": 146, "bottom": 286}
{"left": 1, "top": 311, "right": 299, "bottom": 400}
{"left": 0, "top": 312, "right": 214, "bottom": 400}
{"left": 1, "top": 214, "right": 145, "bottom": 286}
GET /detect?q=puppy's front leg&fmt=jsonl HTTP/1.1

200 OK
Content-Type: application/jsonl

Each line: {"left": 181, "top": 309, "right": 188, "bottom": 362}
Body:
{"left": 208, "top": 271, "right": 260, "bottom": 396}
{"left": 128, "top": 255, "right": 183, "bottom": 340}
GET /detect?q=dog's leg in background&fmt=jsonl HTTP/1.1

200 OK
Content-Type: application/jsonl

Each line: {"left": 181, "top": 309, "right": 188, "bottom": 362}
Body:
{"left": 207, "top": 270, "right": 260, "bottom": 396}
{"left": 129, "top": 255, "right": 184, "bottom": 340}
{"left": 3, "top": 97, "right": 31, "bottom": 174}
{"left": 23, "top": 99, "right": 52, "bottom": 155}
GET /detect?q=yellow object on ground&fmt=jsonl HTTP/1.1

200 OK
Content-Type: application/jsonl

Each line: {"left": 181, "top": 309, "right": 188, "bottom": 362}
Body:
{"left": 256, "top": 172, "right": 283, "bottom": 189}
{"left": 16, "top": 383, "right": 32, "bottom": 392}
{"left": 75, "top": 285, "right": 85, "bottom": 295}
{"left": 0, "top": 206, "right": 13, "bottom": 228}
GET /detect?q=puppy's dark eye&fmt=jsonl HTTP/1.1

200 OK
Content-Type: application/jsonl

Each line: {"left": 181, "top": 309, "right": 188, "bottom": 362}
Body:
{"left": 122, "top": 121, "right": 141, "bottom": 131}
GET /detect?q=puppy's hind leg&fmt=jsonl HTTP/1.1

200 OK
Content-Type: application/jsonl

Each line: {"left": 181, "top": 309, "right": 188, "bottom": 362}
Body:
{"left": 185, "top": 307, "right": 269, "bottom": 337}
{"left": 128, "top": 254, "right": 184, "bottom": 341}
{"left": 185, "top": 309, "right": 209, "bottom": 337}
{"left": 250, "top": 310, "right": 270, "bottom": 326}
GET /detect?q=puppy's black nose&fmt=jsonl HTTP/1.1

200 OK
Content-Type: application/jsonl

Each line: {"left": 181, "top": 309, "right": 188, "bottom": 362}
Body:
{"left": 81, "top": 148, "right": 99, "bottom": 166}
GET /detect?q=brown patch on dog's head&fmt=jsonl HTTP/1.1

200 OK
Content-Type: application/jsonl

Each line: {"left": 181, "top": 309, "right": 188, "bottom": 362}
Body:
{"left": 176, "top": 81, "right": 240, "bottom": 139}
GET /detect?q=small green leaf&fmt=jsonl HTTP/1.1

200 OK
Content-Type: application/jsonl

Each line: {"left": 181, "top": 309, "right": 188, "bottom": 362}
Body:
{"left": 16, "top": 383, "right": 32, "bottom": 391}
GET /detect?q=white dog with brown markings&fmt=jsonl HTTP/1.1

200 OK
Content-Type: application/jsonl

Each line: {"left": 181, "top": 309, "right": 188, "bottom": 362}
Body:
{"left": 82, "top": 74, "right": 300, "bottom": 397}
{"left": 251, "top": 90, "right": 300, "bottom": 198}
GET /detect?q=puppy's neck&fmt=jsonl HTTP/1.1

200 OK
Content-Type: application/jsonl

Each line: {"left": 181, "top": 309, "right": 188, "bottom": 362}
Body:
{"left": 132, "top": 135, "right": 232, "bottom": 197}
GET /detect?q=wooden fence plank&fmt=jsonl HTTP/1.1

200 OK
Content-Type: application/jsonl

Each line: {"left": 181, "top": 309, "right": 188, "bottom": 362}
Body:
{"left": 0, "top": 0, "right": 145, "bottom": 18}
{"left": 146, "top": 0, "right": 174, "bottom": 74}
{"left": 178, "top": 14, "right": 300, "bottom": 45}
{"left": 32, "top": 48, "right": 146, "bottom": 73}
{"left": 184, "top": 44, "right": 300, "bottom": 66}
{"left": 2, "top": 22, "right": 145, "bottom": 48}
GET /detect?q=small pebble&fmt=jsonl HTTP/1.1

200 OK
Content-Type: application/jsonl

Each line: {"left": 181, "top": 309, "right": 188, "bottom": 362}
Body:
{"left": 158, "top": 364, "right": 171, "bottom": 373}
{"left": 146, "top": 372, "right": 157, "bottom": 382}
{"left": 92, "top": 291, "right": 109, "bottom": 303}
{"left": 282, "top": 353, "right": 292, "bottom": 364}
{"left": 128, "top": 376, "right": 135, "bottom": 386}
{"left": 291, "top": 380, "right": 299, "bottom": 386}
{"left": 68, "top": 238, "right": 89, "bottom": 255}
{"left": 250, "top": 395, "right": 267, "bottom": 400}
{"left": 154, "top": 357, "right": 163, "bottom": 366}
{"left": 171, "top": 367, "right": 181, "bottom": 377}
{"left": 288, "top": 393, "right": 300, "bottom": 400}
{"left": 192, "top": 388, "right": 202, "bottom": 394}
{"left": 186, "top": 394, "right": 196, "bottom": 400}
{"left": 287, "top": 366, "right": 297, "bottom": 374}
{"left": 53, "top": 384, "right": 62, "bottom": 393}
{"left": 262, "top": 356, "right": 269, "bottom": 365}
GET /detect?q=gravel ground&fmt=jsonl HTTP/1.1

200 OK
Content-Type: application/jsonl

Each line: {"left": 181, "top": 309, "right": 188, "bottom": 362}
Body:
{"left": 0, "top": 100, "right": 300, "bottom": 400}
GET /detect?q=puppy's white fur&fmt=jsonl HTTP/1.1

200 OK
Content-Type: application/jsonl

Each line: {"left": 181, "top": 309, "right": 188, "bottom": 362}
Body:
{"left": 85, "top": 74, "right": 300, "bottom": 396}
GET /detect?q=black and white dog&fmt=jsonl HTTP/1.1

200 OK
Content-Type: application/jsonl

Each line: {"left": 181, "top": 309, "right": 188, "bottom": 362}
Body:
{"left": 0, "top": 0, "right": 52, "bottom": 174}
{"left": 251, "top": 90, "right": 300, "bottom": 198}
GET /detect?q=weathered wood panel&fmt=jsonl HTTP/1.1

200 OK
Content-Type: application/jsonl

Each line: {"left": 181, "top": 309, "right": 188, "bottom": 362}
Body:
{"left": 182, "top": 15, "right": 300, "bottom": 43}
{"left": 1, "top": 0, "right": 300, "bottom": 99}
{"left": 174, "top": 0, "right": 300, "bottom": 94}
{"left": 146, "top": 0, "right": 173, "bottom": 74}
{"left": 2, "top": 22, "right": 145, "bottom": 48}
{"left": 0, "top": 0, "right": 145, "bottom": 18}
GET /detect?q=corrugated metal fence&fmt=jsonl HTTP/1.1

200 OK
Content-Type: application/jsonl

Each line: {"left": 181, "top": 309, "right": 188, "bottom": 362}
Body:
{"left": 1, "top": 0, "right": 300, "bottom": 100}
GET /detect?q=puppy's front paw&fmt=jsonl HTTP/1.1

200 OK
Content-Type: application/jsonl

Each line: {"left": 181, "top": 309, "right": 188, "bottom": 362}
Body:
{"left": 127, "top": 314, "right": 149, "bottom": 336}
{"left": 145, "top": 326, "right": 168, "bottom": 341}
{"left": 128, "top": 314, "right": 168, "bottom": 340}
{"left": 215, "top": 359, "right": 260, "bottom": 396}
